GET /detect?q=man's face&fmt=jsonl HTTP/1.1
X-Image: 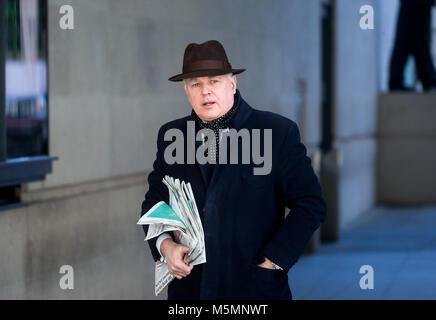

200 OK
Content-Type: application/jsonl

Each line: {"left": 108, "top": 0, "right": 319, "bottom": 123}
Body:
{"left": 184, "top": 74, "right": 237, "bottom": 122}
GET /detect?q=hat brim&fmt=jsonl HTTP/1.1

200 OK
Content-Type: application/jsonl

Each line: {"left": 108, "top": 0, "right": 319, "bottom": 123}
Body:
{"left": 168, "top": 68, "right": 246, "bottom": 82}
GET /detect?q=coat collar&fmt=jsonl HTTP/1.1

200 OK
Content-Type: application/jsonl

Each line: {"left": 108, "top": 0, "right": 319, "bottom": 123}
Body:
{"left": 229, "top": 89, "right": 253, "bottom": 130}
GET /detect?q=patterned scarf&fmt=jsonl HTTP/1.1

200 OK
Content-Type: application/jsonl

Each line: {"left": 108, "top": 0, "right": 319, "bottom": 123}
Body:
{"left": 192, "top": 91, "right": 240, "bottom": 163}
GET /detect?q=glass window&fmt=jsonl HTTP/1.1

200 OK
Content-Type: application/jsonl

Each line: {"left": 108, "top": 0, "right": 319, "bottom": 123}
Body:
{"left": 5, "top": 0, "right": 48, "bottom": 159}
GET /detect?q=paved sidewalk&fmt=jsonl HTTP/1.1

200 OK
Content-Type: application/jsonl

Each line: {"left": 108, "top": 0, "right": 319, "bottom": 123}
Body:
{"left": 287, "top": 206, "right": 436, "bottom": 299}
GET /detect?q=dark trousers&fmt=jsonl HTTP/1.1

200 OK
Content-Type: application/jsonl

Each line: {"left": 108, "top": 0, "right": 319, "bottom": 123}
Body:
{"left": 389, "top": 0, "right": 436, "bottom": 90}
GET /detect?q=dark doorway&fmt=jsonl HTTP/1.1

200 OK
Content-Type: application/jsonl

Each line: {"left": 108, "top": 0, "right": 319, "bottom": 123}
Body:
{"left": 320, "top": 0, "right": 333, "bottom": 154}
{"left": 319, "top": 0, "right": 340, "bottom": 243}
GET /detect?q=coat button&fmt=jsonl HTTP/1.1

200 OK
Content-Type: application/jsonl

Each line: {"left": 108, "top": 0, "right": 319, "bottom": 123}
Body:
{"left": 202, "top": 207, "right": 205, "bottom": 213}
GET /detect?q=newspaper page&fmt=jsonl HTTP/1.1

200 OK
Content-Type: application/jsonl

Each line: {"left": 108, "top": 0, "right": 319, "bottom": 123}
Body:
{"left": 137, "top": 176, "right": 206, "bottom": 296}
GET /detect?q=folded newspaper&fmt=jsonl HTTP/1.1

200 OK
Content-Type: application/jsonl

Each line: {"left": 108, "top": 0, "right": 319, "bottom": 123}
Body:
{"left": 137, "top": 176, "right": 206, "bottom": 296}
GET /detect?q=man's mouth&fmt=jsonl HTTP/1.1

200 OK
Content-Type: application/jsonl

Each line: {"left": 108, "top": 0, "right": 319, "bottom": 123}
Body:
{"left": 202, "top": 102, "right": 216, "bottom": 107}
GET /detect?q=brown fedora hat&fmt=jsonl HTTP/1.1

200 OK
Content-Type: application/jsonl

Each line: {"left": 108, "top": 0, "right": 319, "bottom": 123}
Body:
{"left": 168, "top": 40, "right": 246, "bottom": 82}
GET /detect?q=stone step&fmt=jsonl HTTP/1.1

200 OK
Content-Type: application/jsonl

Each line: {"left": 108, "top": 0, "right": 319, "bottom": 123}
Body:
{"left": 378, "top": 93, "right": 436, "bottom": 136}
{"left": 377, "top": 93, "right": 436, "bottom": 204}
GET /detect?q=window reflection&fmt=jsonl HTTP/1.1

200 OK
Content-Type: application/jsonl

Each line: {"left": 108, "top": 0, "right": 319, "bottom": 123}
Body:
{"left": 5, "top": 0, "right": 48, "bottom": 159}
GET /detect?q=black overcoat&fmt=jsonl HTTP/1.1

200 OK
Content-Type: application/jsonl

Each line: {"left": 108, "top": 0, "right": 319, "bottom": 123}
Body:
{"left": 140, "top": 90, "right": 327, "bottom": 300}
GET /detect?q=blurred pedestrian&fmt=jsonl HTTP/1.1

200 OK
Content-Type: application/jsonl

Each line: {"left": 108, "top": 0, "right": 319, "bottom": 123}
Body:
{"left": 389, "top": 0, "right": 436, "bottom": 91}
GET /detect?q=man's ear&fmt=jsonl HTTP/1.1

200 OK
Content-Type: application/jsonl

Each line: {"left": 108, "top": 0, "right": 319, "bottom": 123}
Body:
{"left": 232, "top": 75, "right": 237, "bottom": 93}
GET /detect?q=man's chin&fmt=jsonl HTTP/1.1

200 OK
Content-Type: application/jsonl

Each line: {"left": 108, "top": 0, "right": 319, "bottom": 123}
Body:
{"left": 197, "top": 111, "right": 221, "bottom": 122}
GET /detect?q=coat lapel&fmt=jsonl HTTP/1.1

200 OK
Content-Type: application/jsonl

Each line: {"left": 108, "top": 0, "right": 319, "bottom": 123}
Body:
{"left": 195, "top": 139, "right": 210, "bottom": 188}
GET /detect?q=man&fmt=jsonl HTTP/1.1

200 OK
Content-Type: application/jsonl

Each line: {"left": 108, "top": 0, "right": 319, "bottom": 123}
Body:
{"left": 140, "top": 40, "right": 327, "bottom": 300}
{"left": 389, "top": 0, "right": 436, "bottom": 91}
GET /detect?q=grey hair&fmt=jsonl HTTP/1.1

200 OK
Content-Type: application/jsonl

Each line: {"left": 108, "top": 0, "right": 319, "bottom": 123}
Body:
{"left": 183, "top": 73, "right": 234, "bottom": 89}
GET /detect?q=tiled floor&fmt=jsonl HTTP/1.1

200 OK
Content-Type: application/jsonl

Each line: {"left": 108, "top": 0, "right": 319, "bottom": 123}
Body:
{"left": 287, "top": 206, "right": 436, "bottom": 299}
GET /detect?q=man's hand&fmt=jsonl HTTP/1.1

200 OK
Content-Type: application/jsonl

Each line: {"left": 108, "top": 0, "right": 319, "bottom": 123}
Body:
{"left": 257, "top": 256, "right": 275, "bottom": 270}
{"left": 160, "top": 238, "right": 193, "bottom": 280}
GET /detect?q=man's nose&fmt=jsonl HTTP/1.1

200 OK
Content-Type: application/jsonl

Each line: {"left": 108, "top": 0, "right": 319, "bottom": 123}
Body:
{"left": 201, "top": 84, "right": 212, "bottom": 95}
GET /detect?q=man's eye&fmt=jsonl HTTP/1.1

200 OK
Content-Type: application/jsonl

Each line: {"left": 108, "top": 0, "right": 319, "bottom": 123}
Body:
{"left": 192, "top": 83, "right": 199, "bottom": 87}
{"left": 212, "top": 80, "right": 218, "bottom": 83}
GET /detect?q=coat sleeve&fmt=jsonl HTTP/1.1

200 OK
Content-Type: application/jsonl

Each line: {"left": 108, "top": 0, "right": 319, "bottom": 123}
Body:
{"left": 260, "top": 122, "right": 327, "bottom": 272}
{"left": 140, "top": 126, "right": 171, "bottom": 262}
